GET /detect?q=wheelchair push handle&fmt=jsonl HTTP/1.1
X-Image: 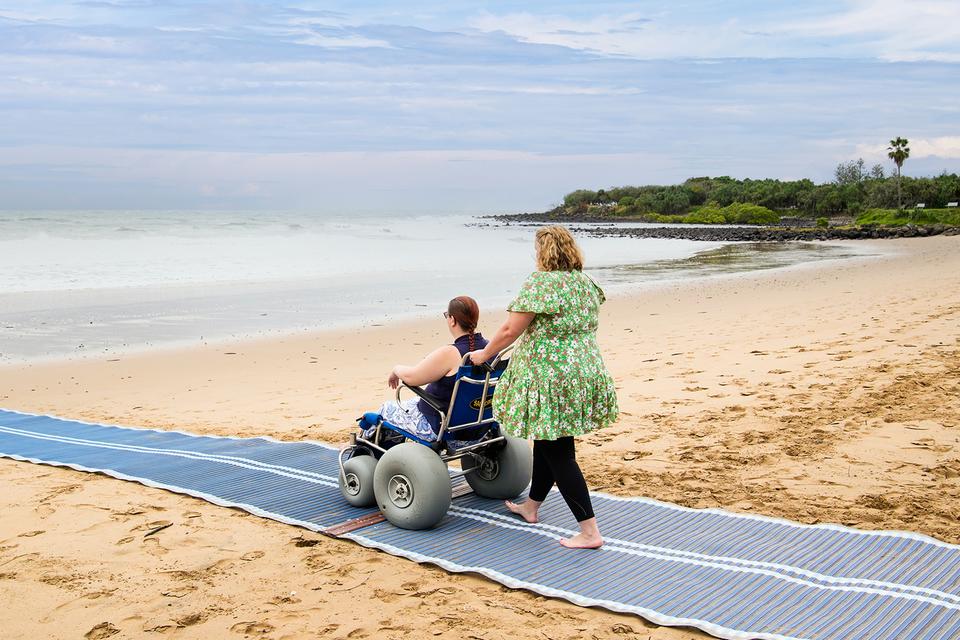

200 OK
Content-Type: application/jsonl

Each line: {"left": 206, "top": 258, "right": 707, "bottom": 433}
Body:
{"left": 470, "top": 359, "right": 494, "bottom": 374}
{"left": 462, "top": 345, "right": 512, "bottom": 372}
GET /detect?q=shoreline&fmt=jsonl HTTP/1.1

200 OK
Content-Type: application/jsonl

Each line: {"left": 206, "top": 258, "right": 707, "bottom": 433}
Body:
{"left": 0, "top": 237, "right": 887, "bottom": 367}
{"left": 2, "top": 235, "right": 959, "bottom": 639}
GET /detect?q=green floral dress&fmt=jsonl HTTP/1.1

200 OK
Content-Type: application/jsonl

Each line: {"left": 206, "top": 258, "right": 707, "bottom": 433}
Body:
{"left": 494, "top": 269, "right": 619, "bottom": 440}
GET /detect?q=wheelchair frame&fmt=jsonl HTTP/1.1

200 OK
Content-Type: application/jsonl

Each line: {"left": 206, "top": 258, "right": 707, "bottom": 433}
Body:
{"left": 337, "top": 347, "right": 512, "bottom": 481}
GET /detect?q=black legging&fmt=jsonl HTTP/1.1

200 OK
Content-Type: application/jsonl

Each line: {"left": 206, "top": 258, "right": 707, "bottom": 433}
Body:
{"left": 528, "top": 437, "right": 595, "bottom": 522}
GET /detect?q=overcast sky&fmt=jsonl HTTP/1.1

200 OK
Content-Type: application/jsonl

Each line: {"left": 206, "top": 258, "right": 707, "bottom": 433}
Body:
{"left": 2, "top": 1, "right": 959, "bottom": 213}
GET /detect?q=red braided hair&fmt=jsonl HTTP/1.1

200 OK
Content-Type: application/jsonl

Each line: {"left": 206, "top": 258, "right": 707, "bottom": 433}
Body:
{"left": 447, "top": 296, "right": 479, "bottom": 351}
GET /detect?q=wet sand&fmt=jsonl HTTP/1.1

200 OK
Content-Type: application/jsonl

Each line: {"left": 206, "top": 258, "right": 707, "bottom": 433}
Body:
{"left": 1, "top": 236, "right": 959, "bottom": 639}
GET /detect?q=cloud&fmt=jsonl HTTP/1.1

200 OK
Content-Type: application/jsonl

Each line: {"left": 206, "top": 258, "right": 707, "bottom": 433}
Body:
{"left": 912, "top": 137, "right": 960, "bottom": 159}
{"left": 293, "top": 32, "right": 391, "bottom": 49}
{"left": 780, "top": 0, "right": 960, "bottom": 62}
{"left": 0, "top": 1, "right": 958, "bottom": 211}
{"left": 468, "top": 9, "right": 717, "bottom": 58}
{"left": 856, "top": 137, "right": 960, "bottom": 160}
{"left": 468, "top": 2, "right": 960, "bottom": 62}
{"left": 0, "top": 145, "right": 690, "bottom": 211}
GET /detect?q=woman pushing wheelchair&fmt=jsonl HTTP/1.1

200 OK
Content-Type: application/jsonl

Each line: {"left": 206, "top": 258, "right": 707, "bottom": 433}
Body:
{"left": 468, "top": 225, "right": 619, "bottom": 549}
{"left": 340, "top": 226, "right": 616, "bottom": 539}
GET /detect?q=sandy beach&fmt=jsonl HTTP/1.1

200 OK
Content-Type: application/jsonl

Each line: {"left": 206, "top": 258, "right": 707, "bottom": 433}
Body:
{"left": 2, "top": 235, "right": 959, "bottom": 640}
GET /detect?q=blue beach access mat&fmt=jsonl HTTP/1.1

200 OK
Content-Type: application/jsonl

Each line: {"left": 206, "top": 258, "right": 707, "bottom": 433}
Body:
{"left": 1, "top": 409, "right": 959, "bottom": 640}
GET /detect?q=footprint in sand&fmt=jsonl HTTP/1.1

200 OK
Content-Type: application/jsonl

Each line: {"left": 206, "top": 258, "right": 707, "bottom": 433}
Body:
{"left": 315, "top": 624, "right": 340, "bottom": 636}
{"left": 231, "top": 621, "right": 275, "bottom": 635}
{"left": 373, "top": 588, "right": 401, "bottom": 603}
{"left": 161, "top": 585, "right": 196, "bottom": 598}
{"left": 84, "top": 622, "right": 120, "bottom": 639}
{"left": 175, "top": 612, "right": 205, "bottom": 627}
{"left": 292, "top": 536, "right": 321, "bottom": 548}
{"left": 142, "top": 538, "right": 167, "bottom": 557}
{"left": 40, "top": 484, "right": 83, "bottom": 502}
{"left": 241, "top": 550, "right": 265, "bottom": 561}
{"left": 268, "top": 593, "right": 301, "bottom": 605}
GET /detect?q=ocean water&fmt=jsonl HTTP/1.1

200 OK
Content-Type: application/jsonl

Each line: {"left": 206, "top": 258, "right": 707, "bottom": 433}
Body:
{"left": 0, "top": 211, "right": 871, "bottom": 362}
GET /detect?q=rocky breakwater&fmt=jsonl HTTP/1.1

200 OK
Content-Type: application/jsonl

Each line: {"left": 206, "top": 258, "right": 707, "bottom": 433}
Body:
{"left": 486, "top": 215, "right": 960, "bottom": 242}
{"left": 569, "top": 225, "right": 960, "bottom": 242}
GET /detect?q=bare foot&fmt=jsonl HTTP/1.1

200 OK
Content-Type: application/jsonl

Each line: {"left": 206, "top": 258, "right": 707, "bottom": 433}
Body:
{"left": 504, "top": 500, "right": 539, "bottom": 524}
{"left": 559, "top": 532, "right": 603, "bottom": 549}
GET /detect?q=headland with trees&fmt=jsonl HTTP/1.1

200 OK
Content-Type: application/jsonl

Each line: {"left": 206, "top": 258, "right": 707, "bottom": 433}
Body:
{"left": 495, "top": 139, "right": 960, "bottom": 237}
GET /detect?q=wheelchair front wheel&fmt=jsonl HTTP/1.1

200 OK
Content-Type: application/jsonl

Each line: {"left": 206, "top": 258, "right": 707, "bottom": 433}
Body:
{"left": 340, "top": 454, "right": 378, "bottom": 507}
{"left": 463, "top": 435, "right": 532, "bottom": 499}
{"left": 373, "top": 442, "right": 452, "bottom": 530}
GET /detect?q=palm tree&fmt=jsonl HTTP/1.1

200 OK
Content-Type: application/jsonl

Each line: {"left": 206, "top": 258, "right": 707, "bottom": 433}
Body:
{"left": 887, "top": 137, "right": 910, "bottom": 210}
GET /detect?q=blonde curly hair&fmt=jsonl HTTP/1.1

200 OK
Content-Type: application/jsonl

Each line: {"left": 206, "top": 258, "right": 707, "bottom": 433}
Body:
{"left": 535, "top": 225, "right": 584, "bottom": 272}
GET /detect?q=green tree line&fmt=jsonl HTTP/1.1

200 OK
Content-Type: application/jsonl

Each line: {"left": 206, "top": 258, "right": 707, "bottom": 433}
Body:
{"left": 560, "top": 167, "right": 960, "bottom": 220}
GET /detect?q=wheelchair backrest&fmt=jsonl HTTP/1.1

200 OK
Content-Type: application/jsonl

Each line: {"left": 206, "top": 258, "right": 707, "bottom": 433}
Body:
{"left": 445, "top": 359, "right": 509, "bottom": 431}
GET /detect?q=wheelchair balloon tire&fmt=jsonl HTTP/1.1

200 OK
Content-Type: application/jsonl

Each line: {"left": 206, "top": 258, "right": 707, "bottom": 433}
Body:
{"left": 462, "top": 435, "right": 532, "bottom": 499}
{"left": 340, "top": 454, "right": 378, "bottom": 507}
{"left": 373, "top": 442, "right": 452, "bottom": 530}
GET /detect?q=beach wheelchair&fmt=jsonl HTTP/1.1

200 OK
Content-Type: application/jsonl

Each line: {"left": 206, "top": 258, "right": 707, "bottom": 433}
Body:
{"left": 337, "top": 348, "right": 532, "bottom": 530}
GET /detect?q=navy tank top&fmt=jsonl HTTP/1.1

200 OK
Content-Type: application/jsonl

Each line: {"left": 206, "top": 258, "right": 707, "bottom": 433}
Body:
{"left": 418, "top": 332, "right": 488, "bottom": 433}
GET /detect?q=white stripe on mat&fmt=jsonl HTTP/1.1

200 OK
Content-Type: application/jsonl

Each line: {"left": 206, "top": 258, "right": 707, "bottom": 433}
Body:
{"left": 0, "top": 425, "right": 338, "bottom": 488}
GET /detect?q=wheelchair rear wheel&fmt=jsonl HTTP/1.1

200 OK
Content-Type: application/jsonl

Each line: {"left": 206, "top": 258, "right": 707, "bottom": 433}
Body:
{"left": 373, "top": 442, "right": 452, "bottom": 529}
{"left": 340, "top": 454, "right": 378, "bottom": 507}
{"left": 462, "top": 435, "right": 532, "bottom": 499}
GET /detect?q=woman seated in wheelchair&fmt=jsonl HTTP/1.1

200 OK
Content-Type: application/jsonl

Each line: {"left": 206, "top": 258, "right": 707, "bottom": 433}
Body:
{"left": 365, "top": 295, "right": 487, "bottom": 442}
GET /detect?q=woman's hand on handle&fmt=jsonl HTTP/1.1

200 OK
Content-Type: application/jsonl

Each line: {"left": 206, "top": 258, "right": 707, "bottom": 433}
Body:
{"left": 469, "top": 311, "right": 535, "bottom": 364}
{"left": 466, "top": 347, "right": 490, "bottom": 365}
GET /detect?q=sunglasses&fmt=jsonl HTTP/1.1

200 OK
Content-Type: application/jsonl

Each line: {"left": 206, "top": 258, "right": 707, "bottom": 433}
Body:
{"left": 442, "top": 311, "right": 450, "bottom": 319}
